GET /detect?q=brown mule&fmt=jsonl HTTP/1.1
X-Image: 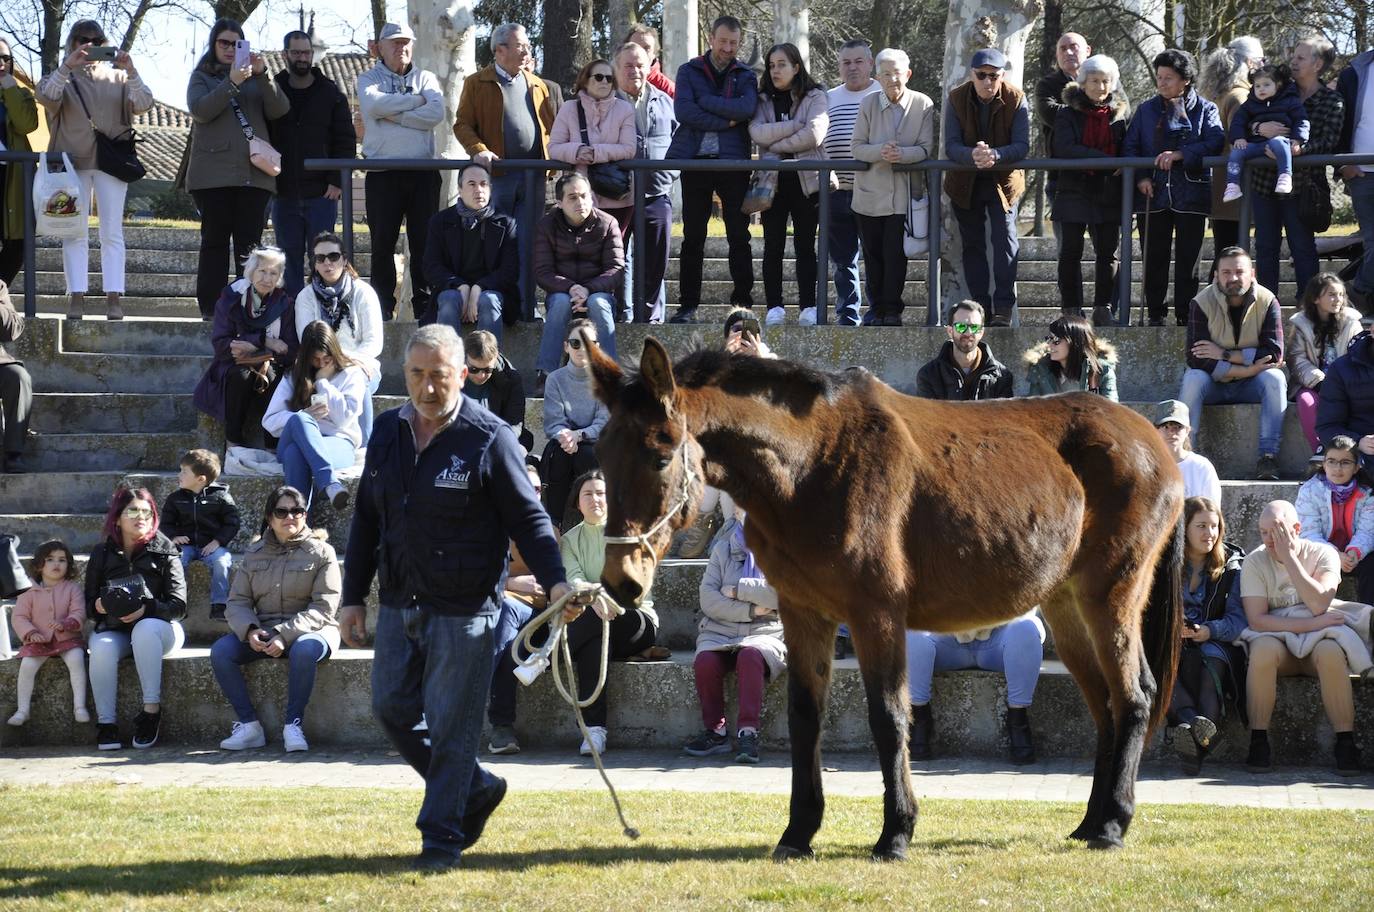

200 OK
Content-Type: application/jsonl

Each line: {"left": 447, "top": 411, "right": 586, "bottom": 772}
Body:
{"left": 585, "top": 335, "right": 1183, "bottom": 859}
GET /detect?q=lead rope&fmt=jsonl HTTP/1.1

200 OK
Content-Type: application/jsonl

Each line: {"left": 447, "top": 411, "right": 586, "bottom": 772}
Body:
{"left": 511, "top": 582, "right": 641, "bottom": 840}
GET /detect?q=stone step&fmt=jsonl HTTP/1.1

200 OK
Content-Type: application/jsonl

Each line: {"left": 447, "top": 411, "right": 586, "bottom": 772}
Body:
{"left": 2, "top": 650, "right": 1368, "bottom": 766}
{"left": 35, "top": 227, "right": 375, "bottom": 253}
{"left": 29, "top": 393, "right": 203, "bottom": 434}
{"left": 25, "top": 431, "right": 198, "bottom": 473}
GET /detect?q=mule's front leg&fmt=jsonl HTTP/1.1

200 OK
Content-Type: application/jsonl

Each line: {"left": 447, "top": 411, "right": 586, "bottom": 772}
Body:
{"left": 854, "top": 620, "right": 917, "bottom": 861}
{"left": 774, "top": 609, "right": 837, "bottom": 862}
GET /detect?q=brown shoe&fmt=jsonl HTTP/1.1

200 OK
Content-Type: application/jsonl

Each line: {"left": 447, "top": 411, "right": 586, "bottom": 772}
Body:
{"left": 106, "top": 293, "right": 124, "bottom": 321}
{"left": 66, "top": 293, "right": 84, "bottom": 321}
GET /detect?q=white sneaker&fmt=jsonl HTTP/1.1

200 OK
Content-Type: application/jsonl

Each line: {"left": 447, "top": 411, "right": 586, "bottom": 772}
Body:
{"left": 74, "top": 706, "right": 90, "bottom": 724}
{"left": 220, "top": 720, "right": 266, "bottom": 750}
{"left": 283, "top": 719, "right": 309, "bottom": 753}
{"left": 7, "top": 710, "right": 27, "bottom": 726}
{"left": 1221, "top": 183, "right": 1243, "bottom": 203}
{"left": 325, "top": 483, "right": 350, "bottom": 510}
{"left": 1274, "top": 174, "right": 1293, "bottom": 195}
{"left": 765, "top": 306, "right": 786, "bottom": 326}
{"left": 579, "top": 725, "right": 608, "bottom": 756}
{"left": 798, "top": 307, "right": 817, "bottom": 326}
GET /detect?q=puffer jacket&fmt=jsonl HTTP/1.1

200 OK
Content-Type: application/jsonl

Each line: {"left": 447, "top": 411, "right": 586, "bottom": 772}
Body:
{"left": 1287, "top": 309, "right": 1364, "bottom": 395}
{"left": 85, "top": 532, "right": 187, "bottom": 634}
{"left": 749, "top": 86, "right": 829, "bottom": 197}
{"left": 665, "top": 54, "right": 757, "bottom": 160}
{"left": 532, "top": 208, "right": 624, "bottom": 295}
{"left": 1122, "top": 88, "right": 1225, "bottom": 214}
{"left": 1023, "top": 338, "right": 1119, "bottom": 400}
{"left": 1316, "top": 331, "right": 1374, "bottom": 444}
{"left": 1295, "top": 475, "right": 1374, "bottom": 559}
{"left": 696, "top": 531, "right": 787, "bottom": 677}
{"left": 161, "top": 483, "right": 242, "bottom": 551}
{"left": 1050, "top": 83, "right": 1130, "bottom": 225}
{"left": 225, "top": 528, "right": 341, "bottom": 649}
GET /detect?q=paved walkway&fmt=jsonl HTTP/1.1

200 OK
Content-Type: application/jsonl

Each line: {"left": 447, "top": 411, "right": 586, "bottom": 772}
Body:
{"left": 1, "top": 748, "right": 1371, "bottom": 810}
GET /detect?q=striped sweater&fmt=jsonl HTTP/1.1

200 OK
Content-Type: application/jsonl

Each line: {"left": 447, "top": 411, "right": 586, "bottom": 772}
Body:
{"left": 823, "top": 81, "right": 882, "bottom": 190}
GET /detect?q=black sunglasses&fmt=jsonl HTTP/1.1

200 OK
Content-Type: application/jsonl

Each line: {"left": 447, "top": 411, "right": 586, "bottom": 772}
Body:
{"left": 0, "top": 55, "right": 12, "bottom": 64}
{"left": 466, "top": 364, "right": 495, "bottom": 375}
{"left": 589, "top": 72, "right": 614, "bottom": 83}
{"left": 313, "top": 251, "right": 343, "bottom": 263}
{"left": 973, "top": 70, "right": 1002, "bottom": 81}
{"left": 77, "top": 35, "right": 105, "bottom": 46}
{"left": 272, "top": 507, "right": 307, "bottom": 519}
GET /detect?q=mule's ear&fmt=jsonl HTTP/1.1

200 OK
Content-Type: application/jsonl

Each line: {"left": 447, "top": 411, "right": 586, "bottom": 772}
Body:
{"left": 640, "top": 336, "right": 676, "bottom": 406}
{"left": 583, "top": 326, "right": 624, "bottom": 408}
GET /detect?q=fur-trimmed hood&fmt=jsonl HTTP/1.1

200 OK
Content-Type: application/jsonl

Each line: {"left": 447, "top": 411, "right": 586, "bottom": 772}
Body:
{"left": 1060, "top": 82, "right": 1130, "bottom": 120}
{"left": 1021, "top": 336, "right": 1118, "bottom": 367}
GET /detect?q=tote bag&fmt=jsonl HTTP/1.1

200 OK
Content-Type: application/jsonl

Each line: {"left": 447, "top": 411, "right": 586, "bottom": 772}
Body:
{"left": 903, "top": 193, "right": 929, "bottom": 258}
{"left": 32, "top": 151, "right": 87, "bottom": 239}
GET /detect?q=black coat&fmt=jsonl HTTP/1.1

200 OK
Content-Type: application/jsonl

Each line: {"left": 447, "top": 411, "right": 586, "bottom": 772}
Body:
{"left": 466, "top": 353, "right": 530, "bottom": 446}
{"left": 915, "top": 341, "right": 1014, "bottom": 401}
{"left": 1181, "top": 543, "right": 1249, "bottom": 726}
{"left": 160, "top": 483, "right": 242, "bottom": 550}
{"left": 1050, "top": 84, "right": 1130, "bottom": 225}
{"left": 268, "top": 69, "right": 357, "bottom": 199}
{"left": 421, "top": 207, "right": 520, "bottom": 324}
{"left": 85, "top": 532, "right": 188, "bottom": 634}
{"left": 1316, "top": 331, "right": 1374, "bottom": 444}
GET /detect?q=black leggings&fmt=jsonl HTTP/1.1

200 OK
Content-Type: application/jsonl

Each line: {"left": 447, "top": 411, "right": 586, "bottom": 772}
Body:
{"left": 761, "top": 173, "right": 819, "bottom": 311}
{"left": 223, "top": 364, "right": 282, "bottom": 447}
{"left": 192, "top": 187, "right": 271, "bottom": 319}
{"left": 1056, "top": 220, "right": 1119, "bottom": 314}
{"left": 541, "top": 437, "right": 599, "bottom": 531}
{"left": 1167, "top": 645, "right": 1228, "bottom": 726}
{"left": 564, "top": 606, "right": 657, "bottom": 727}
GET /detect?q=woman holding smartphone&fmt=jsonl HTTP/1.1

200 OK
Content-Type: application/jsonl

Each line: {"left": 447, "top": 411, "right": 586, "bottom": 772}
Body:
{"left": 186, "top": 18, "right": 288, "bottom": 320}
{"left": 36, "top": 20, "right": 153, "bottom": 321}
{"left": 0, "top": 37, "right": 39, "bottom": 287}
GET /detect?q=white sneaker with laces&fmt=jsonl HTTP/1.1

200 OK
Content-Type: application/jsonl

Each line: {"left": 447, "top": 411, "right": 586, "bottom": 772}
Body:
{"left": 1221, "top": 183, "right": 1243, "bottom": 203}
{"left": 798, "top": 307, "right": 817, "bottom": 326}
{"left": 579, "top": 725, "right": 608, "bottom": 756}
{"left": 765, "top": 306, "right": 786, "bottom": 326}
{"left": 283, "top": 719, "right": 309, "bottom": 753}
{"left": 220, "top": 719, "right": 266, "bottom": 750}
{"left": 325, "top": 483, "right": 350, "bottom": 510}
{"left": 1274, "top": 173, "right": 1293, "bottom": 195}
{"left": 7, "top": 710, "right": 28, "bottom": 726}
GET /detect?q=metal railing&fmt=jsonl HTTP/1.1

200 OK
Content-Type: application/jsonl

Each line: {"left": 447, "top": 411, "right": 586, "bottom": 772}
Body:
{"left": 4, "top": 151, "right": 39, "bottom": 318}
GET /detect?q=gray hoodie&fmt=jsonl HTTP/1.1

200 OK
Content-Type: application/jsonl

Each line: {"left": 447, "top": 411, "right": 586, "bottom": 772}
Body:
{"left": 357, "top": 60, "right": 445, "bottom": 159}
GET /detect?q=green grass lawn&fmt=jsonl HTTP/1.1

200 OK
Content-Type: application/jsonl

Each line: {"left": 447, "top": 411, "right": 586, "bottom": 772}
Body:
{"left": 0, "top": 785, "right": 1369, "bottom": 910}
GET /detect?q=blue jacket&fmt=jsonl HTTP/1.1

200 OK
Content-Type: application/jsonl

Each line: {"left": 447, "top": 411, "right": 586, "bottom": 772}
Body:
{"left": 1228, "top": 81, "right": 1310, "bottom": 144}
{"left": 665, "top": 54, "right": 757, "bottom": 160}
{"left": 1338, "top": 49, "right": 1374, "bottom": 153}
{"left": 342, "top": 397, "right": 566, "bottom": 616}
{"left": 619, "top": 84, "right": 678, "bottom": 198}
{"left": 1316, "top": 331, "right": 1374, "bottom": 444}
{"left": 1122, "top": 88, "right": 1224, "bottom": 214}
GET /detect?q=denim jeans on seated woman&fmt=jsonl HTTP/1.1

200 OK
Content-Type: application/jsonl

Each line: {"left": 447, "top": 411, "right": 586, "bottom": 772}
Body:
{"left": 277, "top": 411, "right": 356, "bottom": 501}
{"left": 905, "top": 616, "right": 1044, "bottom": 707}
{"left": 536, "top": 291, "right": 617, "bottom": 373}
{"left": 210, "top": 631, "right": 331, "bottom": 724}
{"left": 435, "top": 289, "right": 504, "bottom": 341}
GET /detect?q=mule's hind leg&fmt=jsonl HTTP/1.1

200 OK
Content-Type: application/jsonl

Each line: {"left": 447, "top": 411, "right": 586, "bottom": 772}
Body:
{"left": 774, "top": 605, "right": 838, "bottom": 861}
{"left": 851, "top": 613, "right": 918, "bottom": 861}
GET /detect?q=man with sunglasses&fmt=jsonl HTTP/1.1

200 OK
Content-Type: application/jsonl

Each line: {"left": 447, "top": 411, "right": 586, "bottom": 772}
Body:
{"left": 915, "top": 300, "right": 1013, "bottom": 400}
{"left": 944, "top": 47, "right": 1029, "bottom": 327}
{"left": 463, "top": 329, "right": 530, "bottom": 451}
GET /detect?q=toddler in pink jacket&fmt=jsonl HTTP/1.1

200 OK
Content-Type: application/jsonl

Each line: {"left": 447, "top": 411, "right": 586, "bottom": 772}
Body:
{"left": 8, "top": 540, "right": 88, "bottom": 725}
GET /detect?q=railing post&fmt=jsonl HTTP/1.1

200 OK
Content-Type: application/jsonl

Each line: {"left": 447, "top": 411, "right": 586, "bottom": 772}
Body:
{"left": 633, "top": 168, "right": 647, "bottom": 323}
{"left": 926, "top": 166, "right": 942, "bottom": 327}
{"left": 1117, "top": 165, "right": 1135, "bottom": 327}
{"left": 340, "top": 166, "right": 355, "bottom": 261}
{"left": 21, "top": 157, "right": 36, "bottom": 319}
{"left": 522, "top": 167, "right": 540, "bottom": 321}
{"left": 1236, "top": 158, "right": 1252, "bottom": 253}
{"left": 816, "top": 168, "right": 830, "bottom": 326}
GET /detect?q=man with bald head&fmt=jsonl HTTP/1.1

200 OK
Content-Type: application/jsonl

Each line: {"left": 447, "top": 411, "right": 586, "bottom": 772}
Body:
{"left": 1238, "top": 500, "right": 1369, "bottom": 775}
{"left": 1035, "top": 32, "right": 1091, "bottom": 211}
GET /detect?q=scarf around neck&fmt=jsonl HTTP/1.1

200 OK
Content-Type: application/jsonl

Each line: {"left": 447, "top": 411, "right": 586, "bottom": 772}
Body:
{"left": 733, "top": 521, "right": 762, "bottom": 582}
{"left": 311, "top": 272, "right": 355, "bottom": 335}
{"left": 578, "top": 90, "right": 618, "bottom": 130}
{"left": 1081, "top": 104, "right": 1116, "bottom": 155}
{"left": 455, "top": 198, "right": 495, "bottom": 230}
{"left": 240, "top": 284, "right": 291, "bottom": 332}
{"left": 1322, "top": 474, "right": 1360, "bottom": 505}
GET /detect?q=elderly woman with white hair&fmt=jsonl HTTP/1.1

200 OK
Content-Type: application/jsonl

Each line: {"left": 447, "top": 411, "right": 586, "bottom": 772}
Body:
{"left": 193, "top": 245, "right": 300, "bottom": 448}
{"left": 850, "top": 47, "right": 935, "bottom": 326}
{"left": 1199, "top": 36, "right": 1264, "bottom": 258}
{"left": 1051, "top": 54, "right": 1131, "bottom": 327}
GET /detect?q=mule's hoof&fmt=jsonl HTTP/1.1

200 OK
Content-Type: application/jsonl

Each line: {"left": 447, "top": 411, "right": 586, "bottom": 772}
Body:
{"left": 1067, "top": 825, "right": 1094, "bottom": 842}
{"left": 1086, "top": 836, "right": 1125, "bottom": 851}
{"left": 772, "top": 843, "right": 815, "bottom": 863}
{"left": 871, "top": 847, "right": 909, "bottom": 862}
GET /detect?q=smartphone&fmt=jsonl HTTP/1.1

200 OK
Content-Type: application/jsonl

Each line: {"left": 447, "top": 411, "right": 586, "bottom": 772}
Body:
{"left": 741, "top": 317, "right": 761, "bottom": 336}
{"left": 310, "top": 393, "right": 328, "bottom": 409}
{"left": 86, "top": 45, "right": 117, "bottom": 62}
{"left": 233, "top": 39, "right": 251, "bottom": 71}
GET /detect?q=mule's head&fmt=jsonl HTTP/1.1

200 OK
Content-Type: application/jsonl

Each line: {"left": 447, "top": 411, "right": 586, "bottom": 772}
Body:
{"left": 584, "top": 331, "right": 704, "bottom": 608}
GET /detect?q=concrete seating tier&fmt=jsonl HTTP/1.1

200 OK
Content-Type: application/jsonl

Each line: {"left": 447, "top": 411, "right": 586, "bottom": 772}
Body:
{"left": 3, "top": 650, "right": 1370, "bottom": 767}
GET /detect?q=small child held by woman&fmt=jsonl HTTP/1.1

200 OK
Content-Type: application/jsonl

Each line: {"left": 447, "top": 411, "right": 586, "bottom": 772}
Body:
{"left": 1295, "top": 435, "right": 1374, "bottom": 604}
{"left": 8, "top": 540, "right": 88, "bottom": 726}
{"left": 1222, "top": 63, "right": 1310, "bottom": 202}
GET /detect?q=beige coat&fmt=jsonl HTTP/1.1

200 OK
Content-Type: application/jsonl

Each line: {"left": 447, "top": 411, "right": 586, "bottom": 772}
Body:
{"left": 1288, "top": 309, "right": 1365, "bottom": 395}
{"left": 850, "top": 87, "right": 934, "bottom": 217}
{"left": 185, "top": 67, "right": 289, "bottom": 194}
{"left": 225, "top": 529, "right": 340, "bottom": 649}
{"left": 749, "top": 87, "right": 830, "bottom": 197}
{"left": 36, "top": 63, "right": 153, "bottom": 171}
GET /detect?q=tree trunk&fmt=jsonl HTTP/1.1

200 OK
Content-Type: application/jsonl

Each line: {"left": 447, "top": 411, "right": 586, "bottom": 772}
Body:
{"left": 609, "top": 0, "right": 634, "bottom": 48}
{"left": 868, "top": 0, "right": 894, "bottom": 53}
{"left": 120, "top": 0, "right": 157, "bottom": 53}
{"left": 661, "top": 0, "right": 698, "bottom": 76}
{"left": 410, "top": 0, "right": 476, "bottom": 206}
{"left": 542, "top": 0, "right": 594, "bottom": 92}
{"left": 772, "top": 0, "right": 810, "bottom": 65}
{"left": 371, "top": 0, "right": 388, "bottom": 40}
{"left": 41, "top": 0, "right": 65, "bottom": 74}
{"left": 214, "top": 0, "right": 263, "bottom": 24}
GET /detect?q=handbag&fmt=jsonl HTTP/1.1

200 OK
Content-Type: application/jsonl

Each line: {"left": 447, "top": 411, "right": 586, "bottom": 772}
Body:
{"left": 101, "top": 573, "right": 152, "bottom": 619}
{"left": 0, "top": 533, "right": 33, "bottom": 599}
{"left": 1297, "top": 174, "right": 1333, "bottom": 234}
{"left": 741, "top": 169, "right": 777, "bottom": 215}
{"left": 70, "top": 79, "right": 145, "bottom": 183}
{"left": 230, "top": 96, "right": 282, "bottom": 176}
{"left": 903, "top": 191, "right": 930, "bottom": 258}
{"left": 575, "top": 101, "right": 630, "bottom": 198}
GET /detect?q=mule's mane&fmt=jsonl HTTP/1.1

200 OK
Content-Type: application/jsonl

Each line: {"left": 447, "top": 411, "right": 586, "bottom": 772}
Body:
{"left": 666, "top": 346, "right": 866, "bottom": 413}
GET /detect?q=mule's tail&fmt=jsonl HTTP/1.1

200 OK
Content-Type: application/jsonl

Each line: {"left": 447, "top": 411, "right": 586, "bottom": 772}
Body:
{"left": 1142, "top": 515, "right": 1183, "bottom": 736}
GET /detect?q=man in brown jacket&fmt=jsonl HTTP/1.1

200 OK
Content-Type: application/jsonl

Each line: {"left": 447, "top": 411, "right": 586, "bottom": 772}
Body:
{"left": 0, "top": 280, "right": 30, "bottom": 473}
{"left": 944, "top": 48, "right": 1030, "bottom": 326}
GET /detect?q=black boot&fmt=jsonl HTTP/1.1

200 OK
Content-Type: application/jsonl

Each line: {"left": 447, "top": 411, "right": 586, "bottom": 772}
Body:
{"left": 1246, "top": 730, "right": 1272, "bottom": 773}
{"left": 1335, "top": 732, "right": 1361, "bottom": 777}
{"left": 1007, "top": 705, "right": 1036, "bottom": 765}
{"left": 908, "top": 703, "right": 933, "bottom": 761}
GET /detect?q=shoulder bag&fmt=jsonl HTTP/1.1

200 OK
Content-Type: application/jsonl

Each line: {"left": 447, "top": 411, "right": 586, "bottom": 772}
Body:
{"left": 69, "top": 78, "right": 145, "bottom": 183}
{"left": 576, "top": 100, "right": 631, "bottom": 198}
{"left": 230, "top": 94, "right": 282, "bottom": 176}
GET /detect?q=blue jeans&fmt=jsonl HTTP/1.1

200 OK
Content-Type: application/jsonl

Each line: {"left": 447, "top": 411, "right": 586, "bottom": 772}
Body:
{"left": 179, "top": 545, "right": 232, "bottom": 604}
{"left": 828, "top": 189, "right": 866, "bottom": 326}
{"left": 488, "top": 595, "right": 534, "bottom": 726}
{"left": 1226, "top": 138, "right": 1292, "bottom": 185}
{"left": 277, "top": 412, "right": 356, "bottom": 501}
{"left": 906, "top": 617, "right": 1044, "bottom": 707}
{"left": 1346, "top": 175, "right": 1374, "bottom": 295}
{"left": 536, "top": 291, "right": 616, "bottom": 373}
{"left": 209, "top": 631, "right": 330, "bottom": 724}
{"left": 273, "top": 196, "right": 338, "bottom": 297}
{"left": 1252, "top": 191, "right": 1319, "bottom": 304}
{"left": 1179, "top": 366, "right": 1287, "bottom": 456}
{"left": 360, "top": 370, "right": 382, "bottom": 447}
{"left": 435, "top": 288, "right": 504, "bottom": 341}
{"left": 492, "top": 172, "right": 534, "bottom": 320}
{"left": 372, "top": 603, "right": 501, "bottom": 858}
{"left": 954, "top": 193, "right": 1020, "bottom": 321}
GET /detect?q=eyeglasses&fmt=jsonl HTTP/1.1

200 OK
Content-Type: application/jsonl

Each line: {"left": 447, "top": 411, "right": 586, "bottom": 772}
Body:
{"left": 313, "top": 251, "right": 343, "bottom": 263}
{"left": 1044, "top": 335, "right": 1065, "bottom": 346}
{"left": 589, "top": 73, "right": 614, "bottom": 83}
{"left": 951, "top": 321, "right": 982, "bottom": 334}
{"left": 122, "top": 506, "right": 153, "bottom": 519}
{"left": 215, "top": 38, "right": 238, "bottom": 50}
{"left": 272, "top": 507, "right": 308, "bottom": 519}
{"left": 466, "top": 364, "right": 495, "bottom": 376}
{"left": 0, "top": 55, "right": 12, "bottom": 64}
{"left": 1324, "top": 458, "right": 1358, "bottom": 469}
{"left": 567, "top": 338, "right": 594, "bottom": 350}
{"left": 974, "top": 71, "right": 1002, "bottom": 81}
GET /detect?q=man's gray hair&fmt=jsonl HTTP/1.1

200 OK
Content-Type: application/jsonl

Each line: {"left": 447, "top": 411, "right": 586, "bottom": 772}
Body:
{"left": 1078, "top": 54, "right": 1120, "bottom": 92}
{"left": 874, "top": 48, "right": 910, "bottom": 73}
{"left": 406, "top": 323, "right": 465, "bottom": 367}
{"left": 490, "top": 22, "right": 524, "bottom": 54}
{"left": 839, "top": 39, "right": 872, "bottom": 54}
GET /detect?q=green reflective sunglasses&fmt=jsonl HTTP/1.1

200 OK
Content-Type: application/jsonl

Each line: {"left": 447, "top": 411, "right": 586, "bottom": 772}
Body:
{"left": 951, "top": 321, "right": 982, "bottom": 334}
